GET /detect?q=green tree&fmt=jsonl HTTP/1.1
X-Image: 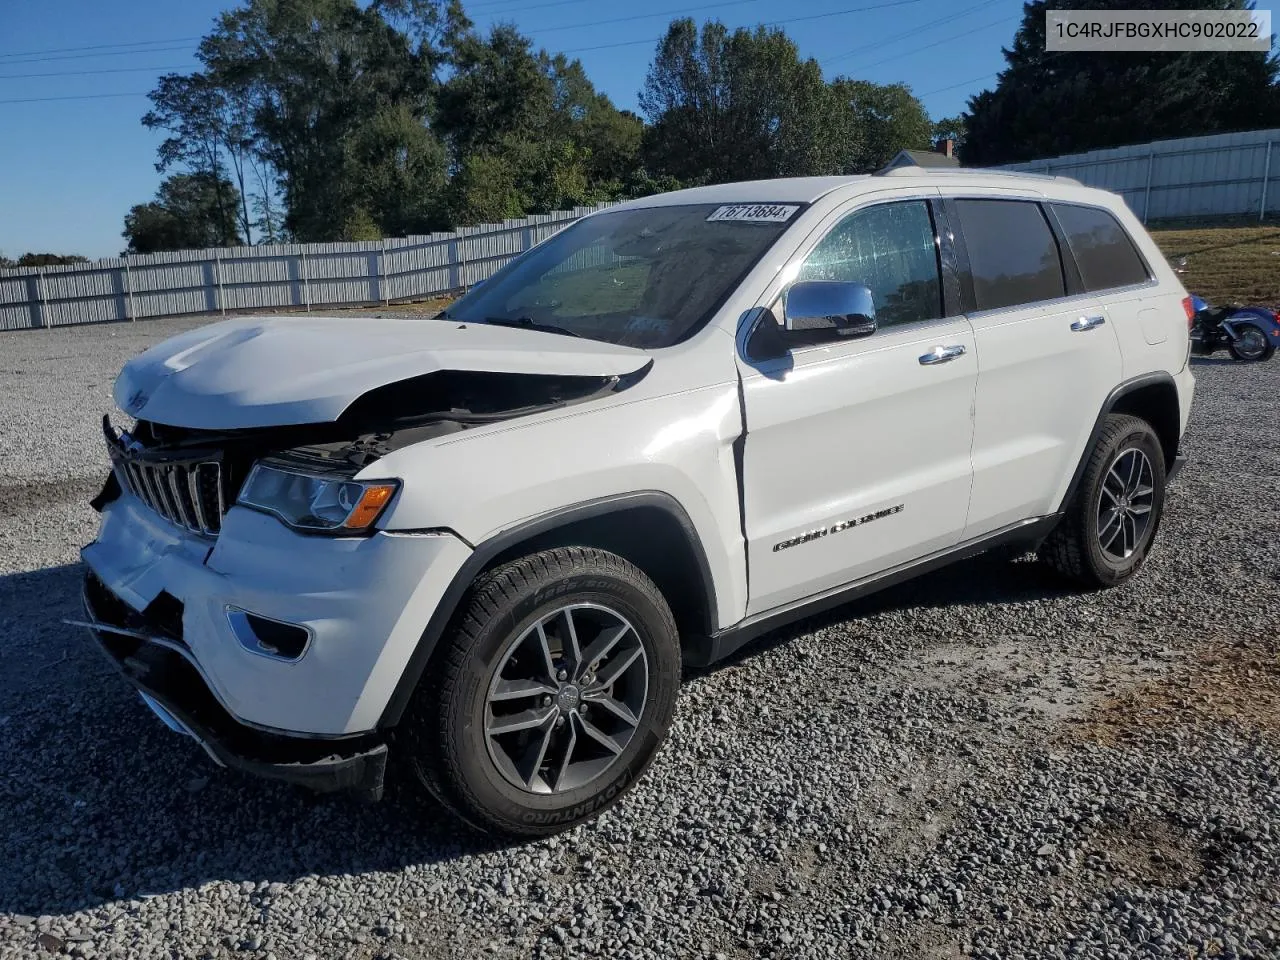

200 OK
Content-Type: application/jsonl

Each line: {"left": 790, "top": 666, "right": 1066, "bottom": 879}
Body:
{"left": 436, "top": 22, "right": 641, "bottom": 223}
{"left": 143, "top": 72, "right": 250, "bottom": 245}
{"left": 194, "top": 0, "right": 447, "bottom": 241}
{"left": 122, "top": 173, "right": 244, "bottom": 254}
{"left": 638, "top": 19, "right": 856, "bottom": 184}
{"left": 829, "top": 79, "right": 933, "bottom": 172}
{"left": 0, "top": 253, "right": 90, "bottom": 268}
{"left": 932, "top": 114, "right": 967, "bottom": 150}
{"left": 963, "top": 0, "right": 1280, "bottom": 165}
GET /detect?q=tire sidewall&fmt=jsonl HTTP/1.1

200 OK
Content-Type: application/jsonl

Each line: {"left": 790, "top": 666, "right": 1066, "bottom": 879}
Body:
{"left": 446, "top": 568, "right": 680, "bottom": 833}
{"left": 1228, "top": 323, "right": 1275, "bottom": 362}
{"left": 1083, "top": 424, "right": 1166, "bottom": 585}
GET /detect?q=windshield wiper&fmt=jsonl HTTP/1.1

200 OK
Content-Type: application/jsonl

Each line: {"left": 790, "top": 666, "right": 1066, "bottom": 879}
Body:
{"left": 482, "top": 316, "right": 582, "bottom": 339}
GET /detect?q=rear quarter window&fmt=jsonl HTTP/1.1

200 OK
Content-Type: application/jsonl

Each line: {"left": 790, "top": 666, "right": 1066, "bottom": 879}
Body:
{"left": 951, "top": 199, "right": 1066, "bottom": 312}
{"left": 1051, "top": 203, "right": 1150, "bottom": 291}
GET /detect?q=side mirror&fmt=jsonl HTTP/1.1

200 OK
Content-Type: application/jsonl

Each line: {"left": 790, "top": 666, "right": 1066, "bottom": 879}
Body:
{"left": 783, "top": 280, "right": 877, "bottom": 338}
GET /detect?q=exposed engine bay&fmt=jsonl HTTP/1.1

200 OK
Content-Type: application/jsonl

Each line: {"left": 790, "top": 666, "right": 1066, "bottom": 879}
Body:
{"left": 97, "top": 366, "right": 649, "bottom": 519}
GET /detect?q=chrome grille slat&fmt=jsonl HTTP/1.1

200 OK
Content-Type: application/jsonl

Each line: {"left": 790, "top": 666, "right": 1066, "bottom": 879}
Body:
{"left": 108, "top": 432, "right": 226, "bottom": 539}
{"left": 188, "top": 468, "right": 210, "bottom": 535}
{"left": 144, "top": 467, "right": 174, "bottom": 520}
{"left": 167, "top": 466, "right": 198, "bottom": 530}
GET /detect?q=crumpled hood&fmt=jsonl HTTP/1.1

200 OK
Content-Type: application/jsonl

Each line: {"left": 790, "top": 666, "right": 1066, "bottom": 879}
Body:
{"left": 114, "top": 315, "right": 651, "bottom": 429}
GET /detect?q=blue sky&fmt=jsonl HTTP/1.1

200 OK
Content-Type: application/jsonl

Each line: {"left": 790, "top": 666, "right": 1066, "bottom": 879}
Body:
{"left": 0, "top": 0, "right": 1023, "bottom": 259}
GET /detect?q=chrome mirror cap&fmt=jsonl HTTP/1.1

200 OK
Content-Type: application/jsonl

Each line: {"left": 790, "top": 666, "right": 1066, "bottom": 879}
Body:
{"left": 784, "top": 280, "right": 877, "bottom": 337}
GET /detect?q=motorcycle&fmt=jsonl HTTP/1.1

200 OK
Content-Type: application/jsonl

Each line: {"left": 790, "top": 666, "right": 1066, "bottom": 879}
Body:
{"left": 1189, "top": 294, "right": 1280, "bottom": 363}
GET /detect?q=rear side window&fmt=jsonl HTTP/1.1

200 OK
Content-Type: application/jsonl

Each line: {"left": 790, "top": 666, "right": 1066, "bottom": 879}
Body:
{"left": 952, "top": 199, "right": 1066, "bottom": 311}
{"left": 1052, "top": 203, "right": 1150, "bottom": 291}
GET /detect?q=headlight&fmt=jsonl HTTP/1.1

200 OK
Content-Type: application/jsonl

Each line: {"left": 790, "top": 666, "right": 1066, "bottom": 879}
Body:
{"left": 237, "top": 461, "right": 398, "bottom": 533}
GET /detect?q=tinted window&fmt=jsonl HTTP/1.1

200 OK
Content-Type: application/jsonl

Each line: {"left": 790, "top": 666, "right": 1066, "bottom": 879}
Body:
{"left": 445, "top": 204, "right": 794, "bottom": 348}
{"left": 1052, "top": 203, "right": 1149, "bottom": 291}
{"left": 952, "top": 200, "right": 1066, "bottom": 311}
{"left": 796, "top": 200, "right": 942, "bottom": 326}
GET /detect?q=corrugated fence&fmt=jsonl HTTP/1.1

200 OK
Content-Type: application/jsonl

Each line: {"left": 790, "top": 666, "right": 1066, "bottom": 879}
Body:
{"left": 997, "top": 127, "right": 1278, "bottom": 224}
{"left": 0, "top": 203, "right": 615, "bottom": 332}
{"left": 8, "top": 128, "right": 1280, "bottom": 332}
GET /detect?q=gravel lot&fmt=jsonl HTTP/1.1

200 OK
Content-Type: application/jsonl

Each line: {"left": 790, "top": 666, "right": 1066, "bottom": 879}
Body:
{"left": 1, "top": 317, "right": 1277, "bottom": 960}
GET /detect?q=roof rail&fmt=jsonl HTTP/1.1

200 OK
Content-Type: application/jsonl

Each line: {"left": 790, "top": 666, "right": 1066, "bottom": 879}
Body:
{"left": 874, "top": 163, "right": 1080, "bottom": 185}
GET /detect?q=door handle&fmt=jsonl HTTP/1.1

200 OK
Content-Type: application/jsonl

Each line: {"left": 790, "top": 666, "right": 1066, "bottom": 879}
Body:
{"left": 919, "top": 344, "right": 966, "bottom": 365}
{"left": 1071, "top": 315, "right": 1107, "bottom": 332}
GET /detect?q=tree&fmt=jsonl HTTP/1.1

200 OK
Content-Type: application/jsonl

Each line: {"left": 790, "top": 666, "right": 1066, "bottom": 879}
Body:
{"left": 436, "top": 22, "right": 641, "bottom": 224}
{"left": 932, "top": 115, "right": 967, "bottom": 149}
{"left": 638, "top": 19, "right": 860, "bottom": 184}
{"left": 122, "top": 173, "right": 244, "bottom": 254}
{"left": 144, "top": 72, "right": 253, "bottom": 245}
{"left": 963, "top": 0, "right": 1280, "bottom": 165}
{"left": 829, "top": 79, "right": 933, "bottom": 172}
{"left": 194, "top": 0, "right": 447, "bottom": 241}
{"left": 0, "top": 252, "right": 90, "bottom": 268}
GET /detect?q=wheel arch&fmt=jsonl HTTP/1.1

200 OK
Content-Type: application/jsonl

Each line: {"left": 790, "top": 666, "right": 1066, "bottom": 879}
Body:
{"left": 378, "top": 492, "right": 717, "bottom": 728}
{"left": 1057, "top": 372, "right": 1181, "bottom": 513}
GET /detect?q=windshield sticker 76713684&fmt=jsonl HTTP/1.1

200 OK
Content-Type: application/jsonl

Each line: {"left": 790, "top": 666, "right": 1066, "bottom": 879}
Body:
{"left": 706, "top": 204, "right": 800, "bottom": 224}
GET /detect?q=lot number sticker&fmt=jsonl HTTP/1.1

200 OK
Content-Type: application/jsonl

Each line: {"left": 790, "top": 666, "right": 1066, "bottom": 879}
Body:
{"left": 706, "top": 204, "right": 799, "bottom": 224}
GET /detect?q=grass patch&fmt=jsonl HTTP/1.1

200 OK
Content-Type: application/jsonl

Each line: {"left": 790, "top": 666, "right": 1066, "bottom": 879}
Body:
{"left": 1149, "top": 224, "right": 1280, "bottom": 305}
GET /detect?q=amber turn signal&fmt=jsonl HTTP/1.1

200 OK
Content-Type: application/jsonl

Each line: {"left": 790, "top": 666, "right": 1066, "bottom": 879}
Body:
{"left": 342, "top": 483, "right": 398, "bottom": 530}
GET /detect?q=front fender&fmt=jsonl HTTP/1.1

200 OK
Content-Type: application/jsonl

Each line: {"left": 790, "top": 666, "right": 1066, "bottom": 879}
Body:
{"left": 363, "top": 382, "right": 749, "bottom": 634}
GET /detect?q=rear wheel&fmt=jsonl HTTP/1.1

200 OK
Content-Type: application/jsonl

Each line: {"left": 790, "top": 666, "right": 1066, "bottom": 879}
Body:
{"left": 400, "top": 547, "right": 680, "bottom": 837}
{"left": 1227, "top": 323, "right": 1275, "bottom": 362}
{"left": 1039, "top": 414, "right": 1167, "bottom": 588}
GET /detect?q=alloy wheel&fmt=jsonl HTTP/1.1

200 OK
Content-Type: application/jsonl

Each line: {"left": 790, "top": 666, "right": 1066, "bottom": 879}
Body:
{"left": 484, "top": 603, "right": 648, "bottom": 794}
{"left": 1235, "top": 326, "right": 1267, "bottom": 360}
{"left": 1096, "top": 447, "right": 1155, "bottom": 560}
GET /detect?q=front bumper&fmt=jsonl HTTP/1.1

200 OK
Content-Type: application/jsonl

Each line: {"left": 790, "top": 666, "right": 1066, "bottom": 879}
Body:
{"left": 81, "top": 571, "right": 388, "bottom": 798}
{"left": 81, "top": 490, "right": 472, "bottom": 735}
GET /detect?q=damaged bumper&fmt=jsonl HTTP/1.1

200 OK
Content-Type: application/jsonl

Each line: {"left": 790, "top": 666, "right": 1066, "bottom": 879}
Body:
{"left": 80, "top": 571, "right": 389, "bottom": 798}
{"left": 81, "top": 493, "right": 471, "bottom": 735}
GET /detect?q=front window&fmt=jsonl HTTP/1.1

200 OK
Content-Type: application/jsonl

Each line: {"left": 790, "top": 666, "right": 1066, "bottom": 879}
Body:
{"left": 796, "top": 200, "right": 944, "bottom": 327}
{"left": 443, "top": 204, "right": 799, "bottom": 348}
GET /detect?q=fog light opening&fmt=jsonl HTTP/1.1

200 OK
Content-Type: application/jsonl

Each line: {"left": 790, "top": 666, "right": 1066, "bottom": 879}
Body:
{"left": 226, "top": 608, "right": 312, "bottom": 661}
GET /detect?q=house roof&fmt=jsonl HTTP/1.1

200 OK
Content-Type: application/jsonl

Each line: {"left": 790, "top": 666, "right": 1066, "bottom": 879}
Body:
{"left": 888, "top": 149, "right": 960, "bottom": 169}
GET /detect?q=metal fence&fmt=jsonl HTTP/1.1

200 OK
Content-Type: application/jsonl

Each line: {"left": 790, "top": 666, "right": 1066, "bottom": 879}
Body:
{"left": 997, "top": 127, "right": 1278, "bottom": 224}
{"left": 0, "top": 203, "right": 616, "bottom": 332}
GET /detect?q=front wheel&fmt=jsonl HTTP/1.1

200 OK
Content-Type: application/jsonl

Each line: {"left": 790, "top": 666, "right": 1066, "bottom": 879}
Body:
{"left": 1039, "top": 414, "right": 1167, "bottom": 588}
{"left": 400, "top": 546, "right": 681, "bottom": 837}
{"left": 1227, "top": 323, "right": 1275, "bottom": 362}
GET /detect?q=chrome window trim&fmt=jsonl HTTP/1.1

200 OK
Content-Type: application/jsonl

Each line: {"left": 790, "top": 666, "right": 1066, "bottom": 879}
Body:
{"left": 961, "top": 277, "right": 1160, "bottom": 323}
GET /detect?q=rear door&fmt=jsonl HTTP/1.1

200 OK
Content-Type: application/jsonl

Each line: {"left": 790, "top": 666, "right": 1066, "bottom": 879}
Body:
{"left": 945, "top": 196, "right": 1124, "bottom": 536}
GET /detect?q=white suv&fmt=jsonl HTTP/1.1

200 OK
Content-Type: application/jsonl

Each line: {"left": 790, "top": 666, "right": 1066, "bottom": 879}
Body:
{"left": 80, "top": 170, "right": 1195, "bottom": 836}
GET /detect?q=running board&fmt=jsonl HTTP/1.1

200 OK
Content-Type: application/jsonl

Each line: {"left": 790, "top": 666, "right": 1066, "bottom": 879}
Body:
{"left": 687, "top": 515, "right": 1060, "bottom": 667}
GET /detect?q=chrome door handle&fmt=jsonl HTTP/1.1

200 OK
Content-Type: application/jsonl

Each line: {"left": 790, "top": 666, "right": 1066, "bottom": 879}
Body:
{"left": 919, "top": 344, "right": 966, "bottom": 365}
{"left": 1071, "top": 315, "right": 1106, "bottom": 332}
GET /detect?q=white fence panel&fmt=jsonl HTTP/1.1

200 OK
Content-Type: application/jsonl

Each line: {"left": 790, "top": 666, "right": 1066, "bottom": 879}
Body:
{"left": 0, "top": 202, "right": 604, "bottom": 332}
{"left": 998, "top": 127, "right": 1280, "bottom": 223}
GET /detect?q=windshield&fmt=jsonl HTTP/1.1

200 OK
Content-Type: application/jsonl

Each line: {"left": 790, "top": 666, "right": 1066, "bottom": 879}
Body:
{"left": 443, "top": 203, "right": 799, "bottom": 348}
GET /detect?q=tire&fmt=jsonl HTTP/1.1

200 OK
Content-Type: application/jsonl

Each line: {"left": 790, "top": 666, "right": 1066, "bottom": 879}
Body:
{"left": 1227, "top": 323, "right": 1276, "bottom": 362}
{"left": 1039, "top": 414, "right": 1167, "bottom": 588}
{"left": 399, "top": 546, "right": 681, "bottom": 837}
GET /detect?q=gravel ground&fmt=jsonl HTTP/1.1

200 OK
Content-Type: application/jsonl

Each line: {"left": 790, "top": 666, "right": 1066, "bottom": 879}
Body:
{"left": 1, "top": 318, "right": 1277, "bottom": 960}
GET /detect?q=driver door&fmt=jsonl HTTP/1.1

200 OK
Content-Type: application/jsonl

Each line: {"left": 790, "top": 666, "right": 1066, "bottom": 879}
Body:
{"left": 737, "top": 196, "right": 978, "bottom": 615}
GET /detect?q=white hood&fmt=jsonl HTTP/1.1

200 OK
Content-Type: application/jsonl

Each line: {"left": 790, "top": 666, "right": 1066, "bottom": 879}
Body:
{"left": 114, "top": 315, "right": 651, "bottom": 429}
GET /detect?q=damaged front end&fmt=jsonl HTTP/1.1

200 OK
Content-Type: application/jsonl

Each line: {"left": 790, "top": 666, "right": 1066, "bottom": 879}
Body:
{"left": 80, "top": 357, "right": 648, "bottom": 796}
{"left": 76, "top": 572, "right": 389, "bottom": 799}
{"left": 94, "top": 365, "right": 649, "bottom": 525}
